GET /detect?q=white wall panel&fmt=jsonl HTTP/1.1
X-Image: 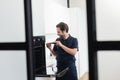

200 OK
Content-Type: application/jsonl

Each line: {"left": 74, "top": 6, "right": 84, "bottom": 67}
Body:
{"left": 0, "top": 0, "right": 25, "bottom": 42}
{"left": 98, "top": 51, "right": 120, "bottom": 80}
{"left": 44, "top": 0, "right": 69, "bottom": 34}
{"left": 0, "top": 51, "right": 27, "bottom": 80}
{"left": 96, "top": 0, "right": 120, "bottom": 41}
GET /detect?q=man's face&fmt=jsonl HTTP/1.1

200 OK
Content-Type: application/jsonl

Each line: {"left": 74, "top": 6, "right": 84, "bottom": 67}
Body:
{"left": 56, "top": 27, "right": 64, "bottom": 37}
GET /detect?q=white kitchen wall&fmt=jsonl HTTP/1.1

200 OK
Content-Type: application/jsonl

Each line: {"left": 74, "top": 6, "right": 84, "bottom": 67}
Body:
{"left": 32, "top": 0, "right": 68, "bottom": 36}
{"left": 32, "top": 0, "right": 45, "bottom": 36}
{"left": 44, "top": 0, "right": 69, "bottom": 34}
{"left": 70, "top": 0, "right": 88, "bottom": 78}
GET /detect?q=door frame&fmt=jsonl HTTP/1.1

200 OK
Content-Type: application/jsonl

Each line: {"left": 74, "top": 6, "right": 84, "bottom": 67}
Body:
{"left": 86, "top": 0, "right": 120, "bottom": 80}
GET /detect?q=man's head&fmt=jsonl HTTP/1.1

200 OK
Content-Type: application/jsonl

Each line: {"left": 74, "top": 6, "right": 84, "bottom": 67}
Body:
{"left": 56, "top": 22, "right": 69, "bottom": 37}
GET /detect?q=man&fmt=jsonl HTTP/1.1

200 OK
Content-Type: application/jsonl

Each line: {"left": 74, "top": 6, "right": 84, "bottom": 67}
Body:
{"left": 46, "top": 22, "right": 78, "bottom": 80}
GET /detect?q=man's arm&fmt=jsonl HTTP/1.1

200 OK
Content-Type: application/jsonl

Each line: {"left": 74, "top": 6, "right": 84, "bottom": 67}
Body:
{"left": 46, "top": 43, "right": 57, "bottom": 56}
{"left": 55, "top": 41, "right": 77, "bottom": 55}
{"left": 60, "top": 44, "right": 77, "bottom": 55}
{"left": 49, "top": 48, "right": 57, "bottom": 56}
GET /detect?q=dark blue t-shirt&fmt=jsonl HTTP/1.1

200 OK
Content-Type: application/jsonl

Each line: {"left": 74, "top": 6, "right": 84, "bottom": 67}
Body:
{"left": 53, "top": 35, "right": 78, "bottom": 65}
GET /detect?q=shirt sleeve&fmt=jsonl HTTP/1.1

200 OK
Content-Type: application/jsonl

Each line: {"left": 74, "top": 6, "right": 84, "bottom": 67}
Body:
{"left": 53, "top": 45, "right": 57, "bottom": 52}
{"left": 53, "top": 38, "right": 59, "bottom": 51}
{"left": 72, "top": 38, "right": 79, "bottom": 51}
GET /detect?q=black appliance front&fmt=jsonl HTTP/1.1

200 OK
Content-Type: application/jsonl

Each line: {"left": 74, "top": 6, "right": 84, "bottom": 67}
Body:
{"left": 33, "top": 36, "right": 46, "bottom": 75}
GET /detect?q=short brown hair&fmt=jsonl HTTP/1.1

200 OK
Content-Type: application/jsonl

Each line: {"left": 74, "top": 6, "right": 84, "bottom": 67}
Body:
{"left": 56, "top": 22, "right": 69, "bottom": 32}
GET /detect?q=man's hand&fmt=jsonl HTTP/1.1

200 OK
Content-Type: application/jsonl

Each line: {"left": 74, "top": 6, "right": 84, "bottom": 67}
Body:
{"left": 46, "top": 43, "right": 52, "bottom": 49}
{"left": 55, "top": 41, "right": 63, "bottom": 47}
